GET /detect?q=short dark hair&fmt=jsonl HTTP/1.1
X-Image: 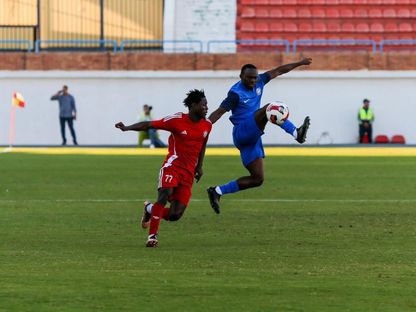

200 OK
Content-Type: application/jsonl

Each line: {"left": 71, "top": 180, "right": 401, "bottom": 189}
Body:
{"left": 143, "top": 104, "right": 152, "bottom": 110}
{"left": 183, "top": 89, "right": 205, "bottom": 108}
{"left": 363, "top": 98, "right": 370, "bottom": 103}
{"left": 240, "top": 64, "right": 257, "bottom": 75}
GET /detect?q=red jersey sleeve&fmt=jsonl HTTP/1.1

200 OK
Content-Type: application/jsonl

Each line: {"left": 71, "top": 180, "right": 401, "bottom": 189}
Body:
{"left": 150, "top": 113, "right": 182, "bottom": 133}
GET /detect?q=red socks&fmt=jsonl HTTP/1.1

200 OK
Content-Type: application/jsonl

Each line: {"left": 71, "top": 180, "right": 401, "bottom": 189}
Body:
{"left": 149, "top": 203, "right": 170, "bottom": 235}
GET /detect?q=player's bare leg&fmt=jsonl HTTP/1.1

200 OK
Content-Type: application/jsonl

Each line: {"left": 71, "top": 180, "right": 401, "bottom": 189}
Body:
{"left": 237, "top": 158, "right": 264, "bottom": 190}
{"left": 208, "top": 158, "right": 264, "bottom": 214}
{"left": 168, "top": 201, "right": 186, "bottom": 221}
{"left": 254, "top": 105, "right": 269, "bottom": 131}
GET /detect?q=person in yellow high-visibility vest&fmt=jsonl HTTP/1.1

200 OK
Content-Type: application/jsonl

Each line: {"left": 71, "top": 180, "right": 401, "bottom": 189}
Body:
{"left": 358, "top": 98, "right": 374, "bottom": 143}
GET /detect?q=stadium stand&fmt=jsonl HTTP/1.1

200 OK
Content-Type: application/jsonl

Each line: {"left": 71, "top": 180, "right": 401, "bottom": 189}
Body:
{"left": 237, "top": 0, "right": 416, "bottom": 51}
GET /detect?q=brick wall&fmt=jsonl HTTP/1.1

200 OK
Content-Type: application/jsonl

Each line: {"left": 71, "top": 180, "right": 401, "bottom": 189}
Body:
{"left": 0, "top": 52, "right": 416, "bottom": 71}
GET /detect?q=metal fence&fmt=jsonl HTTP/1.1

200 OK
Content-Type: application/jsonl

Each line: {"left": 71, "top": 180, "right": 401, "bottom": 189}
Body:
{"left": 0, "top": 0, "right": 163, "bottom": 52}
{"left": 2, "top": 38, "right": 416, "bottom": 53}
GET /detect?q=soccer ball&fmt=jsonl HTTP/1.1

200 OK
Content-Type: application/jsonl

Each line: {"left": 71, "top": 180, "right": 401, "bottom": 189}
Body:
{"left": 266, "top": 101, "right": 289, "bottom": 125}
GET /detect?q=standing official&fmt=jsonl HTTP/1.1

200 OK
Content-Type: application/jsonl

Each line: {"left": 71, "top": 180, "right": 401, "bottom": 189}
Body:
{"left": 358, "top": 99, "right": 374, "bottom": 143}
{"left": 51, "top": 85, "right": 78, "bottom": 145}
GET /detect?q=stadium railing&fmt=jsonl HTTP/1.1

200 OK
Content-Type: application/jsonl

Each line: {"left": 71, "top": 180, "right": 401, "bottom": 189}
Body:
{"left": 207, "top": 39, "right": 290, "bottom": 53}
{"left": 3, "top": 39, "right": 416, "bottom": 54}
{"left": 293, "top": 39, "right": 377, "bottom": 53}
{"left": 0, "top": 40, "right": 32, "bottom": 52}
{"left": 379, "top": 40, "right": 416, "bottom": 53}
{"left": 119, "top": 40, "right": 204, "bottom": 53}
{"left": 35, "top": 40, "right": 118, "bottom": 53}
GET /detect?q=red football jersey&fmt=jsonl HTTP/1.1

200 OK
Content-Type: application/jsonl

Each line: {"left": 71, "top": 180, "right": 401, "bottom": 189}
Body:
{"left": 151, "top": 113, "right": 212, "bottom": 174}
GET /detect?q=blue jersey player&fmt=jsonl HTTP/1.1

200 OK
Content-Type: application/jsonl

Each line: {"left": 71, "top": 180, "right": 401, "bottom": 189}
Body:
{"left": 207, "top": 58, "right": 312, "bottom": 213}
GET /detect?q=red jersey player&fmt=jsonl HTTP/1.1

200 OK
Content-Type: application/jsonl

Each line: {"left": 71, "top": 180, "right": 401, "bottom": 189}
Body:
{"left": 115, "top": 90, "right": 212, "bottom": 247}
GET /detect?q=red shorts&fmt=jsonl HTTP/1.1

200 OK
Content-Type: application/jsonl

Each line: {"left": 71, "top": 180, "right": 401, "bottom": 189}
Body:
{"left": 158, "top": 165, "right": 194, "bottom": 206}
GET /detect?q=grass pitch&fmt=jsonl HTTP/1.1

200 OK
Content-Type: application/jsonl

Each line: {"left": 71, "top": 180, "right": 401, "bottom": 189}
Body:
{"left": 1, "top": 152, "right": 416, "bottom": 311}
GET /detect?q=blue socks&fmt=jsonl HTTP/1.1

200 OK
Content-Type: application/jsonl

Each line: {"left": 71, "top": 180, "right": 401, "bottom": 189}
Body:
{"left": 219, "top": 180, "right": 240, "bottom": 195}
{"left": 280, "top": 119, "right": 297, "bottom": 136}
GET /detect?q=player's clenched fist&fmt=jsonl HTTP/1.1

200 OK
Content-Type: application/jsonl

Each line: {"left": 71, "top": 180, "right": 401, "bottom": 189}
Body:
{"left": 115, "top": 122, "right": 126, "bottom": 131}
{"left": 300, "top": 58, "right": 312, "bottom": 65}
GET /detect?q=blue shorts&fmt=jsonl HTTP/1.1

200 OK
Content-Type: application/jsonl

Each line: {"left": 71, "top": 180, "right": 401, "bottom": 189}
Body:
{"left": 232, "top": 115, "right": 264, "bottom": 167}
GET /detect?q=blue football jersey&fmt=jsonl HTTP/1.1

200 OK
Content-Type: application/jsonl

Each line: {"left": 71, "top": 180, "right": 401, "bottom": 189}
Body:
{"left": 220, "top": 73, "right": 271, "bottom": 125}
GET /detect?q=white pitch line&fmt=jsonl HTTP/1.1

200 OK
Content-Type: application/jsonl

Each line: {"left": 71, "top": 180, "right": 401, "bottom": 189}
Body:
{"left": 1, "top": 199, "right": 416, "bottom": 203}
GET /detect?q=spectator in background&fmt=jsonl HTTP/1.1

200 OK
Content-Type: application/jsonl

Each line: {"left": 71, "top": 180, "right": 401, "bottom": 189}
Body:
{"left": 51, "top": 85, "right": 78, "bottom": 146}
{"left": 137, "top": 104, "right": 165, "bottom": 148}
{"left": 358, "top": 98, "right": 374, "bottom": 143}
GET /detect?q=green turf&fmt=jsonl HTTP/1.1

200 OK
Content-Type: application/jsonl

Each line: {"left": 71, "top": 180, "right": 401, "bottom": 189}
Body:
{"left": 1, "top": 153, "right": 416, "bottom": 311}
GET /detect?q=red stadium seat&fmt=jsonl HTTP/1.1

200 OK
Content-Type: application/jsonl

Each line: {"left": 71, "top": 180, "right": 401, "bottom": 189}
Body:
{"left": 241, "top": 0, "right": 257, "bottom": 4}
{"left": 391, "top": 135, "right": 406, "bottom": 144}
{"left": 284, "top": 23, "right": 298, "bottom": 32}
{"left": 356, "top": 23, "right": 370, "bottom": 32}
{"left": 269, "top": 0, "right": 283, "bottom": 4}
{"left": 253, "top": 0, "right": 269, "bottom": 4}
{"left": 385, "top": 23, "right": 398, "bottom": 32}
{"left": 411, "top": 9, "right": 416, "bottom": 18}
{"left": 361, "top": 133, "right": 369, "bottom": 144}
{"left": 256, "top": 8, "right": 269, "bottom": 18}
{"left": 326, "top": 8, "right": 340, "bottom": 18}
{"left": 366, "top": 0, "right": 382, "bottom": 3}
{"left": 256, "top": 23, "right": 269, "bottom": 32}
{"left": 312, "top": 8, "right": 326, "bottom": 18}
{"left": 326, "top": 0, "right": 339, "bottom": 4}
{"left": 353, "top": 0, "right": 367, "bottom": 3}
{"left": 342, "top": 23, "right": 355, "bottom": 32}
{"left": 241, "top": 22, "right": 255, "bottom": 32}
{"left": 397, "top": 8, "right": 410, "bottom": 18}
{"left": 370, "top": 23, "right": 384, "bottom": 32}
{"left": 270, "top": 9, "right": 282, "bottom": 18}
{"left": 375, "top": 135, "right": 389, "bottom": 144}
{"left": 298, "top": 8, "right": 312, "bottom": 18}
{"left": 299, "top": 22, "right": 313, "bottom": 32}
{"left": 270, "top": 22, "right": 283, "bottom": 32}
{"left": 328, "top": 22, "right": 341, "bottom": 32}
{"left": 313, "top": 22, "right": 327, "bottom": 32}
{"left": 355, "top": 9, "right": 368, "bottom": 18}
{"left": 369, "top": 9, "right": 383, "bottom": 18}
{"left": 340, "top": 8, "right": 354, "bottom": 18}
{"left": 339, "top": 0, "right": 353, "bottom": 3}
{"left": 283, "top": 9, "right": 297, "bottom": 18}
{"left": 284, "top": 0, "right": 297, "bottom": 4}
{"left": 383, "top": 9, "right": 396, "bottom": 18}
{"left": 399, "top": 23, "right": 412, "bottom": 32}
{"left": 241, "top": 7, "right": 255, "bottom": 18}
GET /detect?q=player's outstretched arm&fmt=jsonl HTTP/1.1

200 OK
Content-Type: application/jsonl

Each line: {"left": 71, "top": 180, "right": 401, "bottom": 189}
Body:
{"left": 115, "top": 121, "right": 152, "bottom": 132}
{"left": 208, "top": 107, "right": 227, "bottom": 124}
{"left": 266, "top": 58, "right": 312, "bottom": 80}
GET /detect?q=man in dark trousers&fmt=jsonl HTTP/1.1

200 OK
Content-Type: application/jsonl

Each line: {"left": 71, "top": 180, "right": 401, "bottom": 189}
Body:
{"left": 358, "top": 98, "right": 374, "bottom": 143}
{"left": 51, "top": 85, "right": 78, "bottom": 145}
